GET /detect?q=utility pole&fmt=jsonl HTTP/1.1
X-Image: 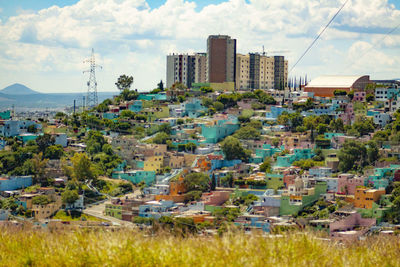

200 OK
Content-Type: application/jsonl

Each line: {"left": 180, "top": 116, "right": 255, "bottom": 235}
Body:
{"left": 83, "top": 48, "right": 102, "bottom": 108}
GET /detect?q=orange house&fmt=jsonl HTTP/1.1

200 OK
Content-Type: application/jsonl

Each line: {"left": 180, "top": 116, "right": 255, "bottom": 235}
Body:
{"left": 354, "top": 187, "right": 385, "bottom": 209}
{"left": 155, "top": 176, "right": 186, "bottom": 203}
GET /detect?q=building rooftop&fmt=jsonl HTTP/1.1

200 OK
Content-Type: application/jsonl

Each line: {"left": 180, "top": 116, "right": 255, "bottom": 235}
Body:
{"left": 306, "top": 75, "right": 367, "bottom": 88}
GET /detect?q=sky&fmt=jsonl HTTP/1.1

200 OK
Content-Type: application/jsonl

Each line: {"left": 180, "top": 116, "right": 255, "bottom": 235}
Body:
{"left": 0, "top": 0, "right": 399, "bottom": 93}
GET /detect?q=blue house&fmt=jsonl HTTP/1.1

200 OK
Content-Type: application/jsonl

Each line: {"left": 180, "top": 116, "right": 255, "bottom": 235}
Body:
{"left": 0, "top": 139, "right": 5, "bottom": 150}
{"left": 139, "top": 200, "right": 175, "bottom": 219}
{"left": 234, "top": 215, "right": 271, "bottom": 233}
{"left": 0, "top": 120, "right": 41, "bottom": 137}
{"left": 266, "top": 106, "right": 291, "bottom": 120}
{"left": 53, "top": 133, "right": 68, "bottom": 147}
{"left": 0, "top": 176, "right": 32, "bottom": 191}
{"left": 211, "top": 159, "right": 242, "bottom": 171}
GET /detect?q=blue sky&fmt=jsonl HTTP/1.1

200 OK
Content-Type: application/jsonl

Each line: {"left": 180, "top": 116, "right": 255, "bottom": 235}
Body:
{"left": 0, "top": 0, "right": 399, "bottom": 93}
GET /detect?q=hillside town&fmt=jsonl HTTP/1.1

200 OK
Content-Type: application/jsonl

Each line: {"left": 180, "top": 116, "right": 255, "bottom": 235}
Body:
{"left": 1, "top": 35, "right": 400, "bottom": 241}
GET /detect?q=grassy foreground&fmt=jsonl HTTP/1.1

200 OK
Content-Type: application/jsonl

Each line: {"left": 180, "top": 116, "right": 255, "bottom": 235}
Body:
{"left": 0, "top": 228, "right": 399, "bottom": 267}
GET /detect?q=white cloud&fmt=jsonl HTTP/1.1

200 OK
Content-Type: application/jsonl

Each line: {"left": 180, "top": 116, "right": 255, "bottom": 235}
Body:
{"left": 0, "top": 0, "right": 399, "bottom": 93}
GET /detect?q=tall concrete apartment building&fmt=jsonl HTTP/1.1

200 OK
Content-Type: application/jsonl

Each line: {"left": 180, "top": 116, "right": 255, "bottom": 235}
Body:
{"left": 166, "top": 53, "right": 207, "bottom": 89}
{"left": 236, "top": 53, "right": 288, "bottom": 90}
{"left": 207, "top": 35, "right": 237, "bottom": 84}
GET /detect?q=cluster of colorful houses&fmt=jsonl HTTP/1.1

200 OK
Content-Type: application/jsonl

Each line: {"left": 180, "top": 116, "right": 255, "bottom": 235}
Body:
{"left": 1, "top": 76, "right": 400, "bottom": 239}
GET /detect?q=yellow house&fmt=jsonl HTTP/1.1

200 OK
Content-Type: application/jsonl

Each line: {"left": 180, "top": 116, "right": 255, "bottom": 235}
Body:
{"left": 144, "top": 156, "right": 164, "bottom": 173}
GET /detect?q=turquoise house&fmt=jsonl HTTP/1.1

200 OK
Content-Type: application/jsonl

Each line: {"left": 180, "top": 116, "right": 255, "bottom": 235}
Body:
{"left": 184, "top": 99, "right": 207, "bottom": 118}
{"left": 324, "top": 133, "right": 344, "bottom": 139}
{"left": 112, "top": 170, "right": 156, "bottom": 185}
{"left": 365, "top": 166, "right": 398, "bottom": 189}
{"left": 0, "top": 110, "right": 11, "bottom": 120}
{"left": 18, "top": 134, "right": 39, "bottom": 143}
{"left": 201, "top": 116, "right": 239, "bottom": 143}
{"left": 250, "top": 144, "right": 282, "bottom": 163}
{"left": 275, "top": 148, "right": 313, "bottom": 167}
{"left": 103, "top": 112, "right": 119, "bottom": 120}
{"left": 138, "top": 93, "right": 167, "bottom": 101}
{"left": 129, "top": 100, "right": 143, "bottom": 113}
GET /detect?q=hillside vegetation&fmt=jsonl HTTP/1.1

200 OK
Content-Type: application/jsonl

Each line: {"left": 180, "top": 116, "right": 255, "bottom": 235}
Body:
{"left": 0, "top": 229, "right": 399, "bottom": 266}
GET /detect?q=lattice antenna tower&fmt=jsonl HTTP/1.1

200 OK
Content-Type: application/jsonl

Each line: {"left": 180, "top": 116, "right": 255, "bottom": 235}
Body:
{"left": 83, "top": 48, "right": 102, "bottom": 107}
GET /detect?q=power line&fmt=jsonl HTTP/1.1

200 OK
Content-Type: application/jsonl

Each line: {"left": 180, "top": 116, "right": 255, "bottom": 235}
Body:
{"left": 289, "top": 0, "right": 350, "bottom": 73}
{"left": 341, "top": 22, "right": 400, "bottom": 73}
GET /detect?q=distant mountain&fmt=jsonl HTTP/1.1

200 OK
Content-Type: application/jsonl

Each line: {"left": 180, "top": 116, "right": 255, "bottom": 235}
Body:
{"left": 0, "top": 83, "right": 40, "bottom": 95}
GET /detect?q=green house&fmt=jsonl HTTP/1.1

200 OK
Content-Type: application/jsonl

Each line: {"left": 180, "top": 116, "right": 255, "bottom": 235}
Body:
{"left": 266, "top": 173, "right": 284, "bottom": 191}
{"left": 279, "top": 181, "right": 327, "bottom": 216}
{"left": 105, "top": 204, "right": 123, "bottom": 219}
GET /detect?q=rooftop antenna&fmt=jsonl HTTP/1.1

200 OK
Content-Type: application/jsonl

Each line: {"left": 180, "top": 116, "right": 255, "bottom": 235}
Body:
{"left": 83, "top": 48, "right": 102, "bottom": 108}
{"left": 262, "top": 45, "right": 266, "bottom": 56}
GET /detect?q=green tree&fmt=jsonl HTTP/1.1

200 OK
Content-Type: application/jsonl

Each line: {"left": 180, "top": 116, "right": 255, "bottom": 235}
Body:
{"left": 70, "top": 153, "right": 98, "bottom": 182}
{"left": 211, "top": 173, "right": 216, "bottom": 191}
{"left": 27, "top": 124, "right": 37, "bottom": 133}
{"left": 277, "top": 112, "right": 303, "bottom": 131}
{"left": 352, "top": 116, "right": 375, "bottom": 137}
{"left": 233, "top": 126, "right": 260, "bottom": 140}
{"left": 44, "top": 145, "right": 64, "bottom": 160}
{"left": 185, "top": 142, "right": 197, "bottom": 153}
{"left": 200, "top": 86, "right": 213, "bottom": 93}
{"left": 366, "top": 141, "right": 380, "bottom": 165}
{"left": 86, "top": 130, "right": 106, "bottom": 155}
{"left": 115, "top": 74, "right": 133, "bottom": 91}
{"left": 158, "top": 123, "right": 172, "bottom": 134}
{"left": 31, "top": 152, "right": 49, "bottom": 184}
{"left": 157, "top": 80, "right": 164, "bottom": 91}
{"left": 120, "top": 110, "right": 135, "bottom": 119}
{"left": 134, "top": 114, "right": 147, "bottom": 122}
{"left": 366, "top": 94, "right": 375, "bottom": 102}
{"left": 260, "top": 158, "right": 272, "bottom": 173}
{"left": 152, "top": 132, "right": 170, "bottom": 144}
{"left": 32, "top": 195, "right": 51, "bottom": 205}
{"left": 220, "top": 173, "right": 234, "bottom": 188}
{"left": 338, "top": 140, "right": 367, "bottom": 172}
{"left": 329, "top": 118, "right": 344, "bottom": 132}
{"left": 347, "top": 90, "right": 354, "bottom": 100}
{"left": 247, "top": 120, "right": 263, "bottom": 129}
{"left": 220, "top": 136, "right": 251, "bottom": 161}
{"left": 183, "top": 173, "right": 210, "bottom": 192}
{"left": 202, "top": 97, "right": 213, "bottom": 108}
{"left": 62, "top": 190, "right": 79, "bottom": 205}
{"left": 213, "top": 101, "right": 224, "bottom": 111}
{"left": 36, "top": 134, "right": 55, "bottom": 153}
{"left": 184, "top": 190, "right": 203, "bottom": 202}
{"left": 333, "top": 90, "right": 347, "bottom": 96}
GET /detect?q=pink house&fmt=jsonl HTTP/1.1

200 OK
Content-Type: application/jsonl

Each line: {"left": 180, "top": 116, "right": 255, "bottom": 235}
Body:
{"left": 353, "top": 91, "right": 366, "bottom": 102}
{"left": 201, "top": 191, "right": 230, "bottom": 206}
{"left": 338, "top": 103, "right": 355, "bottom": 125}
{"left": 330, "top": 211, "right": 376, "bottom": 241}
{"left": 337, "top": 174, "right": 365, "bottom": 195}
